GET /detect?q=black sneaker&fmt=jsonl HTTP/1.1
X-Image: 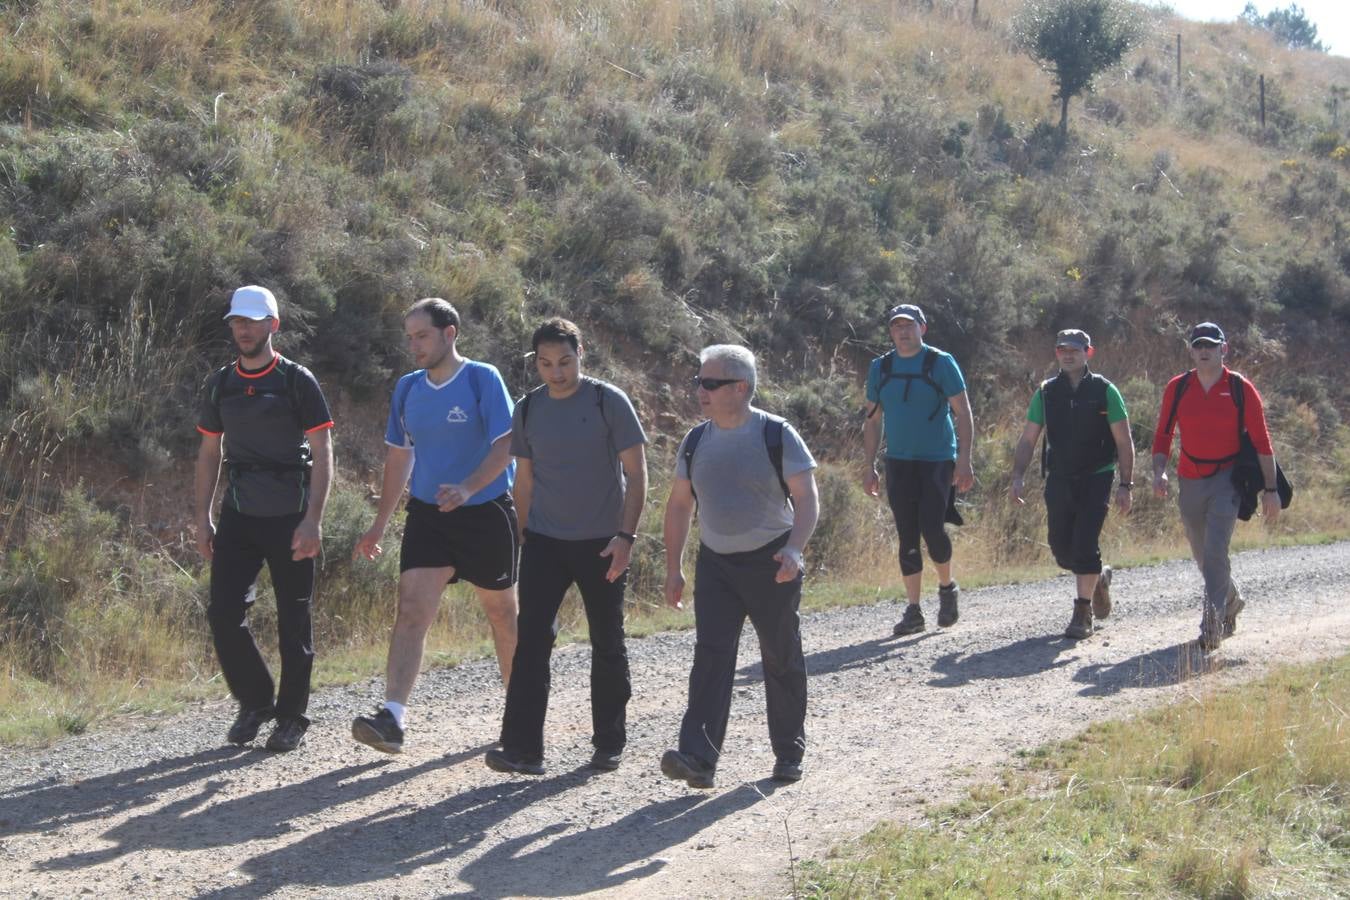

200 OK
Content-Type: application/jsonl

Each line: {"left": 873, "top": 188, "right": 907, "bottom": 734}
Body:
{"left": 1222, "top": 584, "right": 1244, "bottom": 638}
{"left": 1092, "top": 566, "right": 1113, "bottom": 620}
{"left": 937, "top": 583, "right": 960, "bottom": 627}
{"left": 226, "top": 705, "right": 274, "bottom": 745}
{"left": 351, "top": 706, "right": 404, "bottom": 754}
{"left": 265, "top": 717, "right": 308, "bottom": 752}
{"left": 485, "top": 747, "right": 545, "bottom": 776}
{"left": 661, "top": 749, "right": 715, "bottom": 789}
{"left": 589, "top": 749, "right": 623, "bottom": 772}
{"left": 1064, "top": 599, "right": 1094, "bottom": 639}
{"left": 892, "top": 604, "right": 925, "bottom": 636}
{"left": 771, "top": 759, "right": 803, "bottom": 783}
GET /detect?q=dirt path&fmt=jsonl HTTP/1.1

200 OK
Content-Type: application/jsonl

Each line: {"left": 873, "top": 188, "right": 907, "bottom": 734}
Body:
{"left": 3, "top": 542, "right": 1350, "bottom": 899}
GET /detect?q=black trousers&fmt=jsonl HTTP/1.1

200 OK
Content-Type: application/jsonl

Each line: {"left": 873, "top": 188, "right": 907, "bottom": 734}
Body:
{"left": 678, "top": 532, "right": 806, "bottom": 769}
{"left": 499, "top": 532, "right": 631, "bottom": 758}
{"left": 1044, "top": 470, "right": 1113, "bottom": 576}
{"left": 884, "top": 458, "right": 954, "bottom": 576}
{"left": 207, "top": 506, "right": 315, "bottom": 721}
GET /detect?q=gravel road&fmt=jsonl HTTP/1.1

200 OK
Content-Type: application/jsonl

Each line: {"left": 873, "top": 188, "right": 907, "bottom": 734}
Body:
{"left": 3, "top": 541, "right": 1349, "bottom": 899}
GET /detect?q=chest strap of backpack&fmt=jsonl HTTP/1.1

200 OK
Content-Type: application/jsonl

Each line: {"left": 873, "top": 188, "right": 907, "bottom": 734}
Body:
{"left": 1164, "top": 370, "right": 1246, "bottom": 478}
{"left": 867, "top": 348, "right": 947, "bottom": 422}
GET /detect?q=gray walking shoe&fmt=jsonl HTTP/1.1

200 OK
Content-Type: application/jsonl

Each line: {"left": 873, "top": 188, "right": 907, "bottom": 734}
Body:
{"left": 1092, "top": 565, "right": 1113, "bottom": 619}
{"left": 937, "top": 582, "right": 960, "bottom": 627}
{"left": 1064, "top": 599, "right": 1094, "bottom": 639}
{"left": 892, "top": 604, "right": 926, "bottom": 636}
{"left": 1222, "top": 583, "right": 1245, "bottom": 638}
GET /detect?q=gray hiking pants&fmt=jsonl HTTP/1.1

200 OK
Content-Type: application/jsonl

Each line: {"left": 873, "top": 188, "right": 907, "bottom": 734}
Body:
{"left": 1177, "top": 474, "right": 1239, "bottom": 637}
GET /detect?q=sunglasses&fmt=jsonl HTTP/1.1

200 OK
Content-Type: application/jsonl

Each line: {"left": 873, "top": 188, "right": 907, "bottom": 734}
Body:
{"left": 693, "top": 376, "right": 742, "bottom": 391}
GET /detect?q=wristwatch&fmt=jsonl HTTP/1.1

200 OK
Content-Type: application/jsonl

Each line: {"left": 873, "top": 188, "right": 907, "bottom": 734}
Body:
{"left": 615, "top": 531, "right": 637, "bottom": 543}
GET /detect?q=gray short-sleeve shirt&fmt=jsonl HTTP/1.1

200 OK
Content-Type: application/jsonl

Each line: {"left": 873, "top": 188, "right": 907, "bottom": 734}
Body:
{"left": 511, "top": 377, "right": 647, "bottom": 540}
{"left": 675, "top": 408, "right": 816, "bottom": 554}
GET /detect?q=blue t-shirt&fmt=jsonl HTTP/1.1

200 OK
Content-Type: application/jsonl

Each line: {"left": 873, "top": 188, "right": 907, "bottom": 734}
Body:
{"left": 384, "top": 361, "right": 515, "bottom": 506}
{"left": 865, "top": 346, "right": 966, "bottom": 461}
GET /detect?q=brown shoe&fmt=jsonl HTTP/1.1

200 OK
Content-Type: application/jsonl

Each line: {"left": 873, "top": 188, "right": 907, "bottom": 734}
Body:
{"left": 1092, "top": 566, "right": 1113, "bottom": 619}
{"left": 1064, "top": 599, "right": 1094, "bottom": 639}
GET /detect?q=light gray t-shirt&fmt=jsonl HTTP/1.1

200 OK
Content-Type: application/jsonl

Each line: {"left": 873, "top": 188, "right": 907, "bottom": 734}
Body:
{"left": 675, "top": 408, "right": 816, "bottom": 554}
{"left": 511, "top": 377, "right": 647, "bottom": 540}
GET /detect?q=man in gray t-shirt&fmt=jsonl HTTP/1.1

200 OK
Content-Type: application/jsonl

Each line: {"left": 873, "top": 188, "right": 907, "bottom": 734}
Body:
{"left": 486, "top": 318, "right": 649, "bottom": 776}
{"left": 660, "top": 344, "right": 820, "bottom": 790}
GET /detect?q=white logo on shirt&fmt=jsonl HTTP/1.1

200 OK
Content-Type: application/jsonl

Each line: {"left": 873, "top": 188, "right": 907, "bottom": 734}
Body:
{"left": 446, "top": 406, "right": 469, "bottom": 424}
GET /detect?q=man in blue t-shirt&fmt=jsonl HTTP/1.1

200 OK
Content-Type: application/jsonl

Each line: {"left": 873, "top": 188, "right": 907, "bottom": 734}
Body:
{"left": 862, "top": 304, "right": 975, "bottom": 637}
{"left": 350, "top": 298, "right": 519, "bottom": 754}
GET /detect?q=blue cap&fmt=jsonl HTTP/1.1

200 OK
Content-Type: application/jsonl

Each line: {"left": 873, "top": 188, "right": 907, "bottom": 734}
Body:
{"left": 1188, "top": 322, "right": 1224, "bottom": 345}
{"left": 886, "top": 304, "right": 926, "bottom": 326}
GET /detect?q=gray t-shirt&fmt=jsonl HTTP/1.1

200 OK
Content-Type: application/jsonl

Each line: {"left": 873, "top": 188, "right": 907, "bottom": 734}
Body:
{"left": 675, "top": 408, "right": 816, "bottom": 554}
{"left": 510, "top": 377, "right": 647, "bottom": 540}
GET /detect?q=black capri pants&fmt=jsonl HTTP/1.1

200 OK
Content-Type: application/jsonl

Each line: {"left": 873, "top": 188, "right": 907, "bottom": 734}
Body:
{"left": 884, "top": 458, "right": 954, "bottom": 576}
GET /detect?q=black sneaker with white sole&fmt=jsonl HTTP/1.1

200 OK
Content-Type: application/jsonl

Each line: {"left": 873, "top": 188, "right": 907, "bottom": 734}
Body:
{"left": 485, "top": 747, "right": 545, "bottom": 775}
{"left": 351, "top": 706, "right": 404, "bottom": 754}
{"left": 937, "top": 582, "right": 960, "bottom": 627}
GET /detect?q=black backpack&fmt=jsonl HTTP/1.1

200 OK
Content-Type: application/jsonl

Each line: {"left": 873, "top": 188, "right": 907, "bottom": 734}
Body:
{"left": 866, "top": 348, "right": 946, "bottom": 422}
{"left": 682, "top": 415, "right": 792, "bottom": 507}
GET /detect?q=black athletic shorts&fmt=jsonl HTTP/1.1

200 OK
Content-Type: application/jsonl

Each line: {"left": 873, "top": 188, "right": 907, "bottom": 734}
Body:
{"left": 399, "top": 494, "right": 519, "bottom": 590}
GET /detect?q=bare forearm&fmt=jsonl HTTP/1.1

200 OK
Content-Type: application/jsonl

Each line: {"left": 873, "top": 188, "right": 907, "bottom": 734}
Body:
{"left": 303, "top": 433, "right": 333, "bottom": 525}
{"left": 785, "top": 482, "right": 819, "bottom": 554}
{"left": 1258, "top": 454, "right": 1277, "bottom": 490}
{"left": 1010, "top": 438, "right": 1035, "bottom": 481}
{"left": 1151, "top": 452, "right": 1169, "bottom": 480}
{"left": 956, "top": 406, "right": 974, "bottom": 463}
{"left": 663, "top": 499, "right": 694, "bottom": 575}
{"left": 862, "top": 415, "right": 881, "bottom": 469}
{"left": 372, "top": 449, "right": 414, "bottom": 531}
{"left": 462, "top": 436, "right": 511, "bottom": 496}
{"left": 194, "top": 441, "right": 222, "bottom": 522}
{"left": 619, "top": 457, "right": 647, "bottom": 535}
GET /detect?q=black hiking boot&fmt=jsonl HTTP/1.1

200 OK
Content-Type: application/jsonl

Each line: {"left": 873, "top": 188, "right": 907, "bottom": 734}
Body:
{"left": 265, "top": 716, "right": 308, "bottom": 752}
{"left": 661, "top": 750, "right": 715, "bottom": 789}
{"left": 588, "top": 749, "right": 623, "bottom": 772}
{"left": 226, "top": 705, "right": 274, "bottom": 745}
{"left": 771, "top": 759, "right": 803, "bottom": 783}
{"left": 937, "top": 582, "right": 960, "bottom": 627}
{"left": 485, "top": 747, "right": 545, "bottom": 776}
{"left": 892, "top": 604, "right": 926, "bottom": 637}
{"left": 1064, "top": 599, "right": 1094, "bottom": 640}
{"left": 351, "top": 706, "right": 404, "bottom": 754}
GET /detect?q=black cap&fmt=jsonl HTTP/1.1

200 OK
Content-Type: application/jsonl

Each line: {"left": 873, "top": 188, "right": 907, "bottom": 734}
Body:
{"left": 1055, "top": 329, "right": 1091, "bottom": 350}
{"left": 886, "top": 304, "right": 926, "bottom": 326}
{"left": 1188, "top": 322, "right": 1225, "bottom": 346}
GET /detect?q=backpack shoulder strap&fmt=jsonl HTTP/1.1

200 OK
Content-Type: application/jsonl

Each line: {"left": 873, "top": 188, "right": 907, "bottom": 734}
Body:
{"left": 1229, "top": 371, "right": 1247, "bottom": 440}
{"left": 921, "top": 347, "right": 947, "bottom": 421}
{"left": 1162, "top": 371, "right": 1193, "bottom": 441}
{"left": 762, "top": 414, "right": 791, "bottom": 501}
{"left": 518, "top": 382, "right": 547, "bottom": 426}
{"left": 394, "top": 372, "right": 420, "bottom": 447}
{"left": 682, "top": 421, "right": 710, "bottom": 503}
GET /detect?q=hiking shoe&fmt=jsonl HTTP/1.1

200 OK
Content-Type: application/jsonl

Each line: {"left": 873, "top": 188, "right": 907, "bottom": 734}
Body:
{"left": 589, "top": 749, "right": 623, "bottom": 772}
{"left": 265, "top": 717, "right": 308, "bottom": 753}
{"left": 892, "top": 604, "right": 925, "bottom": 636}
{"left": 226, "top": 705, "right": 274, "bottom": 745}
{"left": 937, "top": 583, "right": 960, "bottom": 627}
{"left": 771, "top": 759, "right": 803, "bottom": 783}
{"left": 485, "top": 747, "right": 545, "bottom": 776}
{"left": 1222, "top": 584, "right": 1245, "bottom": 638}
{"left": 1196, "top": 630, "right": 1223, "bottom": 653}
{"left": 1064, "top": 599, "right": 1094, "bottom": 640}
{"left": 351, "top": 706, "right": 404, "bottom": 754}
{"left": 661, "top": 749, "right": 715, "bottom": 790}
{"left": 1092, "top": 566, "right": 1113, "bottom": 619}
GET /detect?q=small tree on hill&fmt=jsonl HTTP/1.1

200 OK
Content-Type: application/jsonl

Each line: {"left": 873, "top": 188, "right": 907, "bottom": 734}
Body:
{"left": 1013, "top": 0, "right": 1143, "bottom": 139}
{"left": 1240, "top": 3, "right": 1327, "bottom": 52}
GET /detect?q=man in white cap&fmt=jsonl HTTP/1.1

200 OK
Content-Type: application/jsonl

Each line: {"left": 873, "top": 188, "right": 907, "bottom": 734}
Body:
{"left": 1010, "top": 329, "right": 1134, "bottom": 639}
{"left": 1152, "top": 322, "right": 1280, "bottom": 651}
{"left": 861, "top": 304, "right": 975, "bottom": 637}
{"left": 195, "top": 285, "right": 334, "bottom": 751}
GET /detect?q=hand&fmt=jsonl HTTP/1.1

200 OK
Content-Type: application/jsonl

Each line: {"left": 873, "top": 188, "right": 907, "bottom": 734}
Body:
{"left": 1115, "top": 486, "right": 1133, "bottom": 515}
{"left": 197, "top": 518, "right": 215, "bottom": 562}
{"left": 353, "top": 524, "right": 384, "bottom": 562}
{"left": 773, "top": 546, "right": 804, "bottom": 583}
{"left": 291, "top": 520, "right": 321, "bottom": 561}
{"left": 1010, "top": 477, "right": 1026, "bottom": 506}
{"left": 1152, "top": 471, "right": 1170, "bottom": 499}
{"left": 862, "top": 467, "right": 881, "bottom": 498}
{"left": 436, "top": 483, "right": 469, "bottom": 512}
{"left": 600, "top": 536, "right": 633, "bottom": 583}
{"left": 664, "top": 570, "right": 686, "bottom": 610}
{"left": 954, "top": 458, "right": 975, "bottom": 493}
{"left": 1261, "top": 490, "right": 1281, "bottom": 524}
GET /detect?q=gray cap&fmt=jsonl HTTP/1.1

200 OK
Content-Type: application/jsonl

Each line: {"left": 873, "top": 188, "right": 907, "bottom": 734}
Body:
{"left": 886, "top": 304, "right": 926, "bottom": 326}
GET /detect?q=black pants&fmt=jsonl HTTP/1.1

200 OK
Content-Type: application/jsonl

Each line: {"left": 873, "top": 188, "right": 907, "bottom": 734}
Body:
{"left": 499, "top": 531, "right": 631, "bottom": 758}
{"left": 678, "top": 532, "right": 806, "bottom": 769}
{"left": 1044, "top": 470, "right": 1113, "bottom": 576}
{"left": 884, "top": 458, "right": 954, "bottom": 576}
{"left": 207, "top": 506, "right": 315, "bottom": 721}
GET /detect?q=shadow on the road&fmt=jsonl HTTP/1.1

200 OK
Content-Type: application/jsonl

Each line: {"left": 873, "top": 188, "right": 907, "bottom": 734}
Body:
{"left": 1074, "top": 642, "right": 1245, "bottom": 696}
{"left": 927, "top": 634, "right": 1079, "bottom": 687}
{"left": 188, "top": 760, "right": 763, "bottom": 899}
{"left": 35, "top": 742, "right": 494, "bottom": 873}
{"left": 737, "top": 632, "right": 937, "bottom": 685}
{"left": 0, "top": 745, "right": 259, "bottom": 836}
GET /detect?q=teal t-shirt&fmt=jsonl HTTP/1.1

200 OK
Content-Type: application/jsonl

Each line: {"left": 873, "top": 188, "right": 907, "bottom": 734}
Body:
{"left": 865, "top": 346, "right": 966, "bottom": 461}
{"left": 1026, "top": 378, "right": 1127, "bottom": 475}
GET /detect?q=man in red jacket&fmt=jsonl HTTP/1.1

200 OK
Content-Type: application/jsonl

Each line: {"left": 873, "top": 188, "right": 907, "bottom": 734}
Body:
{"left": 1151, "top": 322, "right": 1281, "bottom": 651}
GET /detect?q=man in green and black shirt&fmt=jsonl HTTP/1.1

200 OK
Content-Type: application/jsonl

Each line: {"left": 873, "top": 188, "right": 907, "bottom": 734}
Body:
{"left": 1010, "top": 329, "right": 1134, "bottom": 639}
{"left": 195, "top": 285, "right": 334, "bottom": 752}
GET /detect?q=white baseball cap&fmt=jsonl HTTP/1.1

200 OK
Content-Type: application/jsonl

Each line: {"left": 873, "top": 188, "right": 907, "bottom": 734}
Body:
{"left": 224, "top": 285, "right": 279, "bottom": 321}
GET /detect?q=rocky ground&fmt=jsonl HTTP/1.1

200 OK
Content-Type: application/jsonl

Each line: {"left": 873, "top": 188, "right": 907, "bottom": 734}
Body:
{"left": 3, "top": 542, "right": 1349, "bottom": 899}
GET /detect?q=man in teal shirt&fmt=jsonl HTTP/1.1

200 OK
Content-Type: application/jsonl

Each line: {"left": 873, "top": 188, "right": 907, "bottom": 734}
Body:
{"left": 862, "top": 304, "right": 975, "bottom": 637}
{"left": 1010, "top": 329, "right": 1135, "bottom": 639}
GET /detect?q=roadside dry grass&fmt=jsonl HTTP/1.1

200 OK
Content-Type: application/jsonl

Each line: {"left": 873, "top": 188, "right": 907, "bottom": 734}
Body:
{"left": 801, "top": 653, "right": 1350, "bottom": 897}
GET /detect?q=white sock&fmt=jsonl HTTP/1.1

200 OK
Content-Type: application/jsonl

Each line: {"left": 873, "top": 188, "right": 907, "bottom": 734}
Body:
{"left": 382, "top": 701, "right": 406, "bottom": 729}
